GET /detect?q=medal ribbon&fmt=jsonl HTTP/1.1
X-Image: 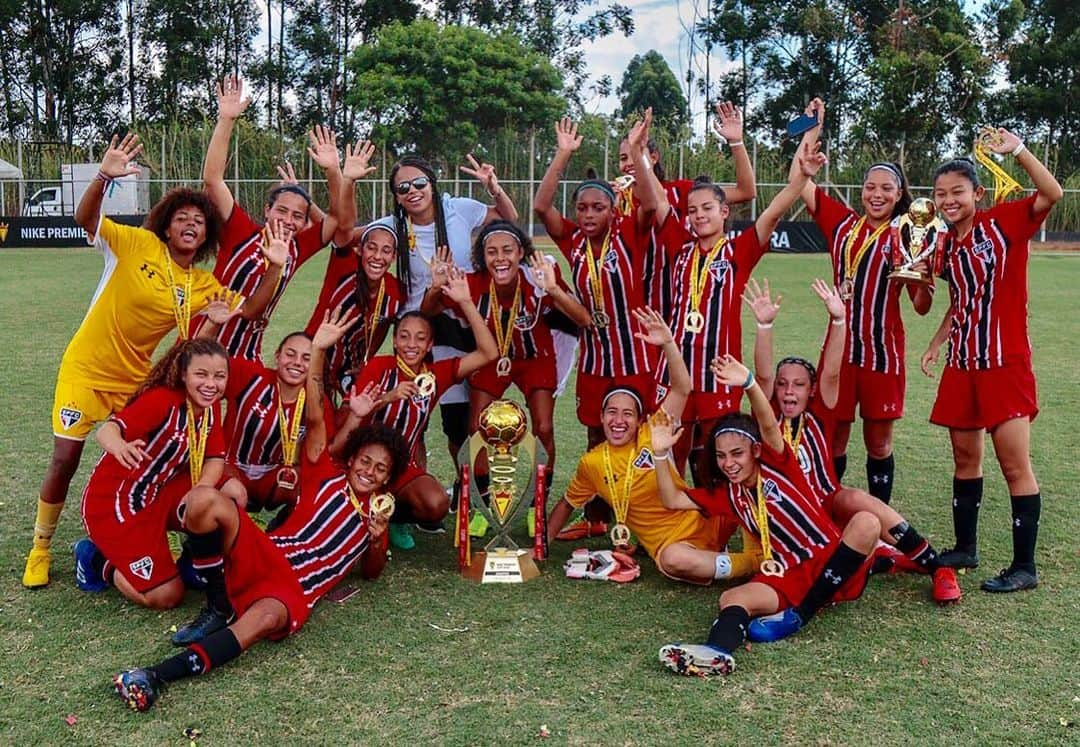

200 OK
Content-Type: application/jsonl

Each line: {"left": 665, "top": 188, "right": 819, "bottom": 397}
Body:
{"left": 973, "top": 142, "right": 1024, "bottom": 205}
{"left": 601, "top": 443, "right": 636, "bottom": 526}
{"left": 395, "top": 356, "right": 428, "bottom": 382}
{"left": 842, "top": 217, "right": 889, "bottom": 282}
{"left": 186, "top": 404, "right": 210, "bottom": 483}
{"left": 489, "top": 276, "right": 521, "bottom": 361}
{"left": 346, "top": 484, "right": 369, "bottom": 519}
{"left": 781, "top": 415, "right": 803, "bottom": 456}
{"left": 162, "top": 249, "right": 194, "bottom": 340}
{"left": 751, "top": 471, "right": 776, "bottom": 567}
{"left": 582, "top": 232, "right": 610, "bottom": 318}
{"left": 362, "top": 278, "right": 386, "bottom": 363}
{"left": 276, "top": 387, "right": 306, "bottom": 467}
{"left": 688, "top": 237, "right": 728, "bottom": 315}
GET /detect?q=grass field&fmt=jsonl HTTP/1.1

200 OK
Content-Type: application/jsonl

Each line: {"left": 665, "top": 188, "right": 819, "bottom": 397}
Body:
{"left": 1, "top": 246, "right": 1077, "bottom": 745}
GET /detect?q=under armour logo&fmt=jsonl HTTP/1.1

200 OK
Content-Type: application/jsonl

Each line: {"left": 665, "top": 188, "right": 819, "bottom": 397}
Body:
{"left": 188, "top": 652, "right": 205, "bottom": 674}
{"left": 139, "top": 263, "right": 156, "bottom": 279}
{"left": 824, "top": 569, "right": 842, "bottom": 585}
{"left": 883, "top": 403, "right": 897, "bottom": 413}
{"left": 1014, "top": 518, "right": 1021, "bottom": 527}
{"left": 872, "top": 474, "right": 890, "bottom": 484}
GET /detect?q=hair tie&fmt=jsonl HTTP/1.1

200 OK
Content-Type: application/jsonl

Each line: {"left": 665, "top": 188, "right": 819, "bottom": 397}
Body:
{"left": 714, "top": 426, "right": 760, "bottom": 444}
{"left": 602, "top": 387, "right": 643, "bottom": 414}
{"left": 865, "top": 162, "right": 903, "bottom": 187}
{"left": 573, "top": 179, "right": 617, "bottom": 204}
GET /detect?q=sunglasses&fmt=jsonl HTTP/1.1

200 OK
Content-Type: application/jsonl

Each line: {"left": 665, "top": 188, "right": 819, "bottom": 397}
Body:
{"left": 394, "top": 176, "right": 431, "bottom": 195}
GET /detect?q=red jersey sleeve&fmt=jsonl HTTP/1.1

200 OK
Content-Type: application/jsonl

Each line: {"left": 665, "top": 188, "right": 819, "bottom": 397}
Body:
{"left": 110, "top": 388, "right": 177, "bottom": 438}
{"left": 809, "top": 186, "right": 855, "bottom": 264}
{"left": 654, "top": 210, "right": 692, "bottom": 261}
{"left": 294, "top": 218, "right": 327, "bottom": 265}
{"left": 218, "top": 204, "right": 261, "bottom": 261}
{"left": 732, "top": 222, "right": 769, "bottom": 270}
{"left": 206, "top": 402, "right": 227, "bottom": 460}
{"left": 760, "top": 439, "right": 803, "bottom": 477}
{"left": 988, "top": 193, "right": 1047, "bottom": 249}
{"left": 686, "top": 486, "right": 735, "bottom": 518}
{"left": 225, "top": 357, "right": 270, "bottom": 400}
{"left": 553, "top": 217, "right": 579, "bottom": 262}
{"left": 434, "top": 357, "right": 463, "bottom": 391}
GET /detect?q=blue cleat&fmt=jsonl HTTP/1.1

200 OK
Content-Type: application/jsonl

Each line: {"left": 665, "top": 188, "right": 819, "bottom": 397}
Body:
{"left": 747, "top": 609, "right": 805, "bottom": 643}
{"left": 171, "top": 606, "right": 230, "bottom": 646}
{"left": 113, "top": 668, "right": 162, "bottom": 711}
{"left": 658, "top": 643, "right": 735, "bottom": 677}
{"left": 73, "top": 538, "right": 108, "bottom": 593}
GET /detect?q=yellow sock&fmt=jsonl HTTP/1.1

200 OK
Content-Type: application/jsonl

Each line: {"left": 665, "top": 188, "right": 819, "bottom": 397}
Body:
{"left": 727, "top": 527, "right": 765, "bottom": 579}
{"left": 32, "top": 498, "right": 64, "bottom": 551}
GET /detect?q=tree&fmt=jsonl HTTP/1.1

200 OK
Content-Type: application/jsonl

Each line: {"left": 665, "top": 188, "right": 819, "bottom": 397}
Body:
{"left": 346, "top": 20, "right": 565, "bottom": 160}
{"left": 617, "top": 51, "right": 688, "bottom": 136}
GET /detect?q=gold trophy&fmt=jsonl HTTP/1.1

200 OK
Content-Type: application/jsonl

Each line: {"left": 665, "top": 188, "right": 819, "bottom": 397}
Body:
{"left": 888, "top": 198, "right": 946, "bottom": 284}
{"left": 456, "top": 400, "right": 548, "bottom": 583}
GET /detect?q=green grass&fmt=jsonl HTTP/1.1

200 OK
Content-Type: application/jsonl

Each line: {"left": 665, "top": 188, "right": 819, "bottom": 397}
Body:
{"left": 1, "top": 248, "right": 1077, "bottom": 744}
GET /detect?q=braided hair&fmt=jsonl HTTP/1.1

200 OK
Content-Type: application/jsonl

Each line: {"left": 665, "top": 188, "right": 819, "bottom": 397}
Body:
{"left": 388, "top": 156, "right": 449, "bottom": 295}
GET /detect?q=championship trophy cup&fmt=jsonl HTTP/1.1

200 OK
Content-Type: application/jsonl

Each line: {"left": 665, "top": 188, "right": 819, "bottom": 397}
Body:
{"left": 888, "top": 197, "right": 946, "bottom": 284}
{"left": 455, "top": 400, "right": 549, "bottom": 583}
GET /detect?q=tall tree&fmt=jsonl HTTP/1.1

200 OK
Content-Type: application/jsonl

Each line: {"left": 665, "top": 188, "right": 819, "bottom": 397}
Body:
{"left": 346, "top": 19, "right": 565, "bottom": 160}
{"left": 617, "top": 51, "right": 688, "bottom": 137}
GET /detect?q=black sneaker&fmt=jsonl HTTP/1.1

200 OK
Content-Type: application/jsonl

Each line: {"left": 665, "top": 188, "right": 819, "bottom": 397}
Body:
{"left": 171, "top": 606, "right": 230, "bottom": 646}
{"left": 980, "top": 566, "right": 1038, "bottom": 593}
{"left": 415, "top": 520, "right": 446, "bottom": 535}
{"left": 938, "top": 546, "right": 979, "bottom": 569}
{"left": 113, "top": 668, "right": 162, "bottom": 712}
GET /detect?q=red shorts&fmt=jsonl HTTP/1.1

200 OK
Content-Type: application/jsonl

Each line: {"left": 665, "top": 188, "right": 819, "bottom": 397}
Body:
{"left": 81, "top": 475, "right": 190, "bottom": 593}
{"left": 833, "top": 361, "right": 904, "bottom": 422}
{"left": 753, "top": 541, "right": 874, "bottom": 611}
{"left": 388, "top": 461, "right": 430, "bottom": 494}
{"left": 930, "top": 362, "right": 1038, "bottom": 431}
{"left": 575, "top": 371, "right": 656, "bottom": 428}
{"left": 225, "top": 511, "right": 309, "bottom": 639}
{"left": 470, "top": 357, "right": 556, "bottom": 399}
{"left": 682, "top": 388, "right": 742, "bottom": 425}
{"left": 224, "top": 464, "right": 299, "bottom": 512}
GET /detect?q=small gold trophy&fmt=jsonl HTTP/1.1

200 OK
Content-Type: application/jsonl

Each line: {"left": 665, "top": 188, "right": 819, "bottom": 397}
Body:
{"left": 456, "top": 400, "right": 548, "bottom": 583}
{"left": 888, "top": 198, "right": 946, "bottom": 284}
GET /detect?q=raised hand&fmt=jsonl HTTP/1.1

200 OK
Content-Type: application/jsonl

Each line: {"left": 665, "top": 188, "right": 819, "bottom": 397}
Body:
{"left": 113, "top": 438, "right": 150, "bottom": 470}
{"left": 710, "top": 354, "right": 751, "bottom": 388}
{"left": 632, "top": 306, "right": 674, "bottom": 347}
{"left": 742, "top": 277, "right": 782, "bottom": 326}
{"left": 459, "top": 154, "right": 499, "bottom": 194}
{"left": 261, "top": 219, "right": 293, "bottom": 267}
{"left": 797, "top": 140, "right": 828, "bottom": 178}
{"left": 979, "top": 126, "right": 1022, "bottom": 156}
{"left": 307, "top": 125, "right": 340, "bottom": 171}
{"left": 441, "top": 266, "right": 471, "bottom": 305}
{"left": 627, "top": 107, "right": 652, "bottom": 151}
{"left": 312, "top": 304, "right": 360, "bottom": 350}
{"left": 343, "top": 141, "right": 377, "bottom": 181}
{"left": 348, "top": 381, "right": 384, "bottom": 420}
{"left": 216, "top": 74, "right": 251, "bottom": 120}
{"left": 429, "top": 245, "right": 453, "bottom": 289}
{"left": 384, "top": 380, "right": 420, "bottom": 403}
{"left": 555, "top": 117, "right": 583, "bottom": 153}
{"left": 810, "top": 278, "right": 845, "bottom": 321}
{"left": 649, "top": 408, "right": 684, "bottom": 456}
{"left": 804, "top": 97, "right": 825, "bottom": 127}
{"left": 526, "top": 253, "right": 557, "bottom": 293}
{"left": 276, "top": 162, "right": 299, "bottom": 186}
{"left": 712, "top": 101, "right": 743, "bottom": 143}
{"left": 203, "top": 290, "right": 243, "bottom": 326}
{"left": 99, "top": 133, "right": 143, "bottom": 179}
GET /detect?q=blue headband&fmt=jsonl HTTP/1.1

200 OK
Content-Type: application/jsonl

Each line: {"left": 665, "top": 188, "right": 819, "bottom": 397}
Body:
{"left": 574, "top": 179, "right": 617, "bottom": 204}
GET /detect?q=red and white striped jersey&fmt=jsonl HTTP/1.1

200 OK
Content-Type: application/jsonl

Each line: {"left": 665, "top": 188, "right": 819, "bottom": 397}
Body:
{"left": 632, "top": 179, "right": 695, "bottom": 319}
{"left": 269, "top": 451, "right": 373, "bottom": 609}
{"left": 688, "top": 442, "right": 838, "bottom": 572}
{"left": 938, "top": 194, "right": 1045, "bottom": 370}
{"left": 353, "top": 356, "right": 460, "bottom": 458}
{"left": 86, "top": 387, "right": 225, "bottom": 521}
{"left": 304, "top": 247, "right": 404, "bottom": 395}
{"left": 657, "top": 214, "right": 767, "bottom": 391}
{"left": 554, "top": 215, "right": 650, "bottom": 378}
{"left": 773, "top": 397, "right": 841, "bottom": 507}
{"left": 191, "top": 204, "right": 325, "bottom": 360}
{"left": 812, "top": 188, "right": 907, "bottom": 375}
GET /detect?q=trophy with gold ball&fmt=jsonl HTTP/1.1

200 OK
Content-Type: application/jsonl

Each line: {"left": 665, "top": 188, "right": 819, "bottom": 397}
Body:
{"left": 888, "top": 197, "right": 946, "bottom": 284}
{"left": 455, "top": 400, "right": 548, "bottom": 583}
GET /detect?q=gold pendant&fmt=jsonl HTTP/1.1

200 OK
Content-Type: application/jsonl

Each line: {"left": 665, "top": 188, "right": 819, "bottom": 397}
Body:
{"left": 839, "top": 279, "right": 854, "bottom": 302}
{"left": 610, "top": 523, "right": 632, "bottom": 547}
{"left": 592, "top": 310, "right": 609, "bottom": 328}
{"left": 684, "top": 310, "right": 705, "bottom": 334}
{"left": 276, "top": 466, "right": 298, "bottom": 491}
{"left": 496, "top": 356, "right": 512, "bottom": 377}
{"left": 369, "top": 493, "right": 396, "bottom": 520}
{"left": 415, "top": 372, "right": 436, "bottom": 398}
{"left": 760, "top": 558, "right": 785, "bottom": 577}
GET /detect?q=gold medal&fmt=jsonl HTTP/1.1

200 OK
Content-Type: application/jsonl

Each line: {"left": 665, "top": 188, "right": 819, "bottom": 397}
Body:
{"left": 751, "top": 471, "right": 784, "bottom": 578}
{"left": 610, "top": 523, "right": 632, "bottom": 547}
{"left": 838, "top": 278, "right": 854, "bottom": 302}
{"left": 489, "top": 277, "right": 520, "bottom": 378}
{"left": 583, "top": 232, "right": 611, "bottom": 328}
{"left": 684, "top": 310, "right": 705, "bottom": 334}
{"left": 414, "top": 372, "right": 436, "bottom": 398}
{"left": 591, "top": 310, "right": 609, "bottom": 328}
{"left": 276, "top": 386, "right": 305, "bottom": 485}
{"left": 841, "top": 217, "right": 888, "bottom": 296}
{"left": 370, "top": 493, "right": 396, "bottom": 519}
{"left": 760, "top": 559, "right": 784, "bottom": 577}
{"left": 496, "top": 356, "right": 512, "bottom": 377}
{"left": 276, "top": 466, "right": 298, "bottom": 490}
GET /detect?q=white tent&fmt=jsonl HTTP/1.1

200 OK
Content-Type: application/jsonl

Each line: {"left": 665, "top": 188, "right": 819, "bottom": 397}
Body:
{"left": 0, "top": 157, "right": 22, "bottom": 179}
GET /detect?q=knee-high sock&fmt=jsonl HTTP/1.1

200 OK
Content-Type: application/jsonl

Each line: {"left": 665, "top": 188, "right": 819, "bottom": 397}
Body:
{"left": 866, "top": 454, "right": 895, "bottom": 504}
{"left": 150, "top": 628, "right": 242, "bottom": 683}
{"left": 32, "top": 498, "right": 63, "bottom": 550}
{"left": 705, "top": 606, "right": 750, "bottom": 652}
{"left": 795, "top": 543, "right": 867, "bottom": 622}
{"left": 1010, "top": 493, "right": 1040, "bottom": 572}
{"left": 952, "top": 477, "right": 983, "bottom": 551}
{"left": 889, "top": 521, "right": 941, "bottom": 572}
{"left": 187, "top": 529, "right": 231, "bottom": 617}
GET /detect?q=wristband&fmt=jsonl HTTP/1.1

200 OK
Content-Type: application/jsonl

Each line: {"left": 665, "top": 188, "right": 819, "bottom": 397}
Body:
{"left": 1011, "top": 142, "right": 1026, "bottom": 157}
{"left": 727, "top": 140, "right": 745, "bottom": 149}
{"left": 743, "top": 371, "right": 755, "bottom": 389}
{"left": 756, "top": 322, "right": 773, "bottom": 330}
{"left": 654, "top": 451, "right": 672, "bottom": 462}
{"left": 831, "top": 317, "right": 845, "bottom": 326}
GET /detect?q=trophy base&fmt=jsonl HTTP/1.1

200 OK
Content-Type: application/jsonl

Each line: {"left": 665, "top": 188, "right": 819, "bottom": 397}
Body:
{"left": 462, "top": 548, "right": 540, "bottom": 584}
{"left": 888, "top": 269, "right": 932, "bottom": 285}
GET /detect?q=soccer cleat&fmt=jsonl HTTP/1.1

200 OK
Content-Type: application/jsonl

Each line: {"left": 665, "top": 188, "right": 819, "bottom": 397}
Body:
{"left": 388, "top": 523, "right": 415, "bottom": 550}
{"left": 747, "top": 609, "right": 805, "bottom": 643}
{"left": 980, "top": 566, "right": 1038, "bottom": 593}
{"left": 938, "top": 546, "right": 979, "bottom": 569}
{"left": 468, "top": 512, "right": 489, "bottom": 538}
{"left": 415, "top": 520, "right": 446, "bottom": 535}
{"left": 73, "top": 538, "right": 109, "bottom": 593}
{"left": 931, "top": 566, "right": 962, "bottom": 604}
{"left": 554, "top": 519, "right": 608, "bottom": 541}
{"left": 113, "top": 668, "right": 162, "bottom": 712}
{"left": 658, "top": 643, "right": 734, "bottom": 677}
{"left": 176, "top": 547, "right": 208, "bottom": 591}
{"left": 22, "top": 546, "right": 51, "bottom": 589}
{"left": 171, "top": 606, "right": 230, "bottom": 646}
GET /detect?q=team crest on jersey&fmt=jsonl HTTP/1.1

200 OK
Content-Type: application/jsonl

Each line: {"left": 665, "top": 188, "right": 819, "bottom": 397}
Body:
{"left": 655, "top": 383, "right": 669, "bottom": 402}
{"left": 514, "top": 312, "right": 536, "bottom": 331}
{"left": 174, "top": 286, "right": 187, "bottom": 308}
{"left": 603, "top": 248, "right": 619, "bottom": 273}
{"left": 58, "top": 405, "right": 82, "bottom": 430}
{"left": 796, "top": 446, "right": 811, "bottom": 475}
{"left": 633, "top": 448, "right": 655, "bottom": 470}
{"left": 761, "top": 478, "right": 782, "bottom": 502}
{"left": 708, "top": 259, "right": 732, "bottom": 283}
{"left": 129, "top": 556, "right": 154, "bottom": 580}
{"left": 972, "top": 238, "right": 994, "bottom": 260}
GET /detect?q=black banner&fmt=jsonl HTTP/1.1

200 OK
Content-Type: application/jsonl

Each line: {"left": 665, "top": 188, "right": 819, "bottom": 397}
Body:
{"left": 0, "top": 215, "right": 144, "bottom": 248}
{"left": 728, "top": 219, "right": 827, "bottom": 254}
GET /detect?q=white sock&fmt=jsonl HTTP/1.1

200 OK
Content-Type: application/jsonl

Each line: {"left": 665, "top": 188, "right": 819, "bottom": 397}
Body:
{"left": 713, "top": 553, "right": 732, "bottom": 580}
